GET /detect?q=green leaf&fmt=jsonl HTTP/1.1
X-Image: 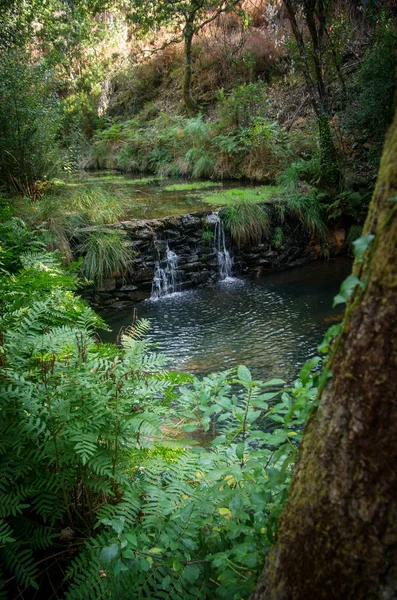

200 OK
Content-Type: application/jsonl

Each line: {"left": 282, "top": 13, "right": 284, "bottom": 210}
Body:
{"left": 182, "top": 564, "right": 200, "bottom": 584}
{"left": 263, "top": 378, "right": 286, "bottom": 387}
{"left": 114, "top": 559, "right": 128, "bottom": 576}
{"left": 353, "top": 234, "right": 375, "bottom": 262}
{"left": 299, "top": 356, "right": 321, "bottom": 385}
{"left": 125, "top": 533, "right": 138, "bottom": 547}
{"left": 140, "top": 558, "right": 151, "bottom": 571}
{"left": 173, "top": 560, "right": 182, "bottom": 572}
{"left": 236, "top": 443, "right": 245, "bottom": 460}
{"left": 148, "top": 547, "right": 164, "bottom": 554}
{"left": 100, "top": 543, "right": 118, "bottom": 563}
{"left": 333, "top": 274, "right": 365, "bottom": 307}
{"left": 237, "top": 365, "right": 252, "bottom": 384}
{"left": 183, "top": 424, "right": 198, "bottom": 433}
{"left": 110, "top": 518, "right": 125, "bottom": 535}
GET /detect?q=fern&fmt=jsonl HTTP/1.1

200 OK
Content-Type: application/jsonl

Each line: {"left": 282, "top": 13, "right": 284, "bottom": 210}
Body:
{"left": 0, "top": 238, "right": 320, "bottom": 599}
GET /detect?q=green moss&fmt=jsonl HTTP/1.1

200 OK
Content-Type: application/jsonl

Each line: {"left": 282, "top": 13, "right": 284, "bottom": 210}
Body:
{"left": 163, "top": 181, "right": 223, "bottom": 192}
{"left": 203, "top": 186, "right": 281, "bottom": 206}
{"left": 81, "top": 175, "right": 166, "bottom": 185}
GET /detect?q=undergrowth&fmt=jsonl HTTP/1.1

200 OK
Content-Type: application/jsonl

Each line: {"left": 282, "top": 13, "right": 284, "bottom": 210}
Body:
{"left": 90, "top": 83, "right": 287, "bottom": 182}
{"left": 0, "top": 221, "right": 325, "bottom": 599}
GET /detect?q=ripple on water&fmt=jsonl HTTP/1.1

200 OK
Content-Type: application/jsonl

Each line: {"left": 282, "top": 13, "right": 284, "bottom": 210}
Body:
{"left": 101, "top": 260, "right": 352, "bottom": 382}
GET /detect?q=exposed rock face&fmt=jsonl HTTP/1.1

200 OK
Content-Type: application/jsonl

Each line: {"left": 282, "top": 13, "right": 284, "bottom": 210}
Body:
{"left": 79, "top": 207, "right": 346, "bottom": 309}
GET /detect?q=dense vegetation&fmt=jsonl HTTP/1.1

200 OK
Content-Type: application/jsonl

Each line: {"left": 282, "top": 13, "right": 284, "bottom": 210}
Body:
{"left": 0, "top": 228, "right": 326, "bottom": 598}
{"left": 1, "top": 0, "right": 396, "bottom": 598}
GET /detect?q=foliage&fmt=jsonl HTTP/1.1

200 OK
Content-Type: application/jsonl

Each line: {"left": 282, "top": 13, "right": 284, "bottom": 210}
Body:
{"left": 344, "top": 28, "right": 397, "bottom": 158}
{"left": 78, "top": 228, "right": 133, "bottom": 286}
{"left": 220, "top": 201, "right": 271, "bottom": 247}
{"left": 204, "top": 186, "right": 280, "bottom": 206}
{"left": 91, "top": 95, "right": 285, "bottom": 182}
{"left": 278, "top": 157, "right": 321, "bottom": 192}
{"left": 276, "top": 191, "right": 328, "bottom": 242}
{"left": 215, "top": 81, "right": 268, "bottom": 131}
{"left": 164, "top": 181, "right": 223, "bottom": 192}
{"left": 0, "top": 232, "right": 324, "bottom": 599}
{"left": 0, "top": 217, "right": 46, "bottom": 272}
{"left": 128, "top": 0, "right": 242, "bottom": 113}
{"left": 64, "top": 361, "right": 320, "bottom": 600}
{"left": 0, "top": 264, "right": 168, "bottom": 596}
{"left": 0, "top": 49, "right": 60, "bottom": 192}
{"left": 327, "top": 190, "right": 370, "bottom": 223}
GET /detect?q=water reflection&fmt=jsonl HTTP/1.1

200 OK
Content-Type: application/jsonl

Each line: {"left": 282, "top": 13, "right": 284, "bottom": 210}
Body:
{"left": 101, "top": 259, "right": 351, "bottom": 382}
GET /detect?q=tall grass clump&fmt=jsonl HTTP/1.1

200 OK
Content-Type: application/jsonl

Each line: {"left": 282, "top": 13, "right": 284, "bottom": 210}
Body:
{"left": 79, "top": 228, "right": 132, "bottom": 285}
{"left": 220, "top": 201, "right": 271, "bottom": 247}
{"left": 19, "top": 183, "right": 132, "bottom": 270}
{"left": 276, "top": 192, "right": 328, "bottom": 242}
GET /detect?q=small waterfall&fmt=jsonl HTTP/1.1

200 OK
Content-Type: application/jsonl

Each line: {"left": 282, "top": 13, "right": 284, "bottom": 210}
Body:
{"left": 214, "top": 217, "right": 233, "bottom": 280}
{"left": 151, "top": 246, "right": 180, "bottom": 299}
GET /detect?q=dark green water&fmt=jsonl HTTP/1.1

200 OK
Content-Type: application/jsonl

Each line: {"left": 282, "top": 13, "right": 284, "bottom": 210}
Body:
{"left": 100, "top": 259, "right": 351, "bottom": 382}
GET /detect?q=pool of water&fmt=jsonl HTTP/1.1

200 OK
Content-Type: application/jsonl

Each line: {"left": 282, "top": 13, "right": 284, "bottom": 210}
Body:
{"left": 100, "top": 259, "right": 352, "bottom": 382}
{"left": 75, "top": 172, "right": 217, "bottom": 219}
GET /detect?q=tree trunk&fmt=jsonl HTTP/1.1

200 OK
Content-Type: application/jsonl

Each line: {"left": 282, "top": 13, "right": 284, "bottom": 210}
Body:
{"left": 253, "top": 107, "right": 397, "bottom": 600}
{"left": 182, "top": 16, "right": 198, "bottom": 116}
{"left": 283, "top": 0, "right": 340, "bottom": 188}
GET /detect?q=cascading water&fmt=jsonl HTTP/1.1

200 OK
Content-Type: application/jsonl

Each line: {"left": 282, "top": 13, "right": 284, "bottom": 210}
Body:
{"left": 151, "top": 246, "right": 180, "bottom": 299}
{"left": 214, "top": 217, "right": 233, "bottom": 280}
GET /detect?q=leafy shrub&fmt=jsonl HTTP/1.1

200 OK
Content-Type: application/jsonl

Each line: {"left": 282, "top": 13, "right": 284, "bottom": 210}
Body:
{"left": 278, "top": 157, "right": 322, "bottom": 192}
{"left": 0, "top": 50, "right": 60, "bottom": 191}
{"left": 327, "top": 190, "right": 369, "bottom": 223}
{"left": 215, "top": 81, "right": 268, "bottom": 131}
{"left": 0, "top": 217, "right": 45, "bottom": 272}
{"left": 347, "top": 29, "right": 397, "bottom": 142}
{"left": 0, "top": 238, "right": 326, "bottom": 599}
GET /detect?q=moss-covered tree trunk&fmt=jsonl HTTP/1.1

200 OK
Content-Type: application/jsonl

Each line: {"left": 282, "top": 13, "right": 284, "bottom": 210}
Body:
{"left": 253, "top": 107, "right": 397, "bottom": 600}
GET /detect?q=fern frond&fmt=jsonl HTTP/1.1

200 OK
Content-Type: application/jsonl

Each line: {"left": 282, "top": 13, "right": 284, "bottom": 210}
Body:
{"left": 2, "top": 544, "right": 39, "bottom": 590}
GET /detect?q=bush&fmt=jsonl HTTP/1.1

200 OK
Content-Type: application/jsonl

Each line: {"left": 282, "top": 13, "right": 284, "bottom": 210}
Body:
{"left": 0, "top": 228, "right": 325, "bottom": 599}
{"left": 0, "top": 50, "right": 60, "bottom": 192}
{"left": 343, "top": 28, "right": 397, "bottom": 167}
{"left": 354, "top": 29, "right": 397, "bottom": 138}
{"left": 215, "top": 81, "right": 268, "bottom": 131}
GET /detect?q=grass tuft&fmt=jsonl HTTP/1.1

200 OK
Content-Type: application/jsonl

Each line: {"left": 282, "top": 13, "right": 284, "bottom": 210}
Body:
{"left": 79, "top": 229, "right": 132, "bottom": 285}
{"left": 220, "top": 201, "right": 271, "bottom": 247}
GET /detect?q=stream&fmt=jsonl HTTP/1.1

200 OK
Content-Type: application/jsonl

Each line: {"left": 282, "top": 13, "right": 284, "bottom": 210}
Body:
{"left": 100, "top": 258, "right": 351, "bottom": 382}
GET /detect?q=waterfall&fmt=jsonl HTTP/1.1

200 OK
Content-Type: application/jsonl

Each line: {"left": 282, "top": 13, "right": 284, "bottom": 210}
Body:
{"left": 214, "top": 218, "right": 233, "bottom": 280}
{"left": 151, "top": 246, "right": 180, "bottom": 299}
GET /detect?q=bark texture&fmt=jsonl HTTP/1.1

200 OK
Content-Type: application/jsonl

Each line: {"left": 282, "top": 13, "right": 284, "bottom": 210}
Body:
{"left": 253, "top": 108, "right": 397, "bottom": 600}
